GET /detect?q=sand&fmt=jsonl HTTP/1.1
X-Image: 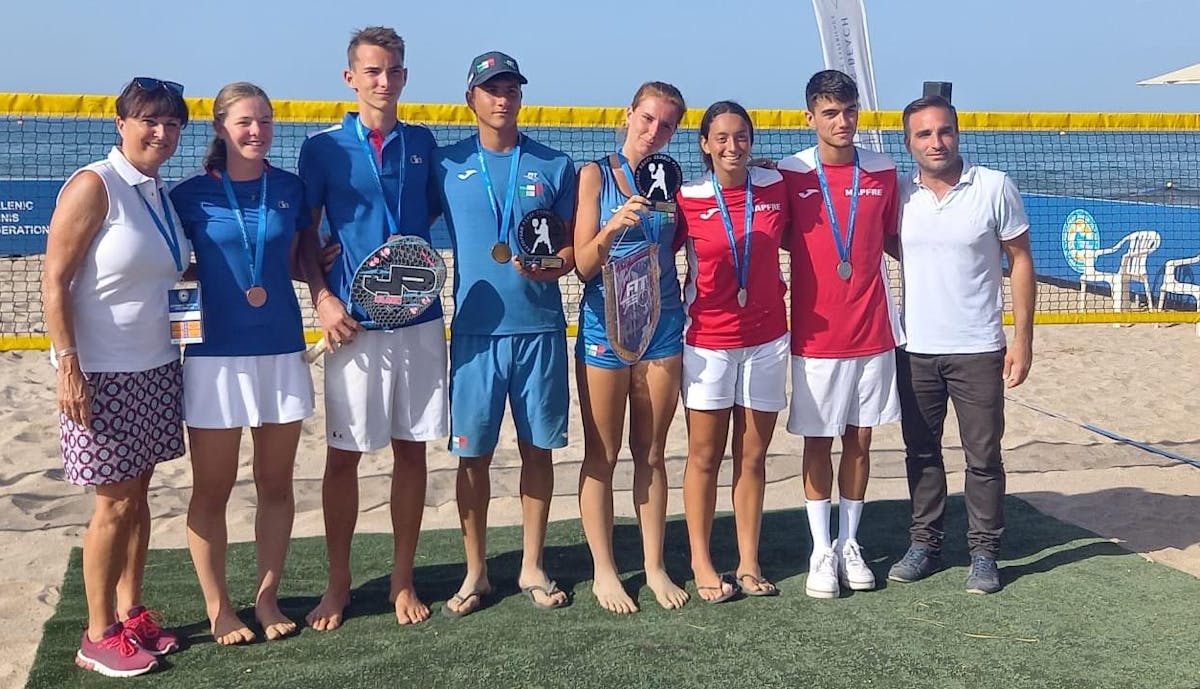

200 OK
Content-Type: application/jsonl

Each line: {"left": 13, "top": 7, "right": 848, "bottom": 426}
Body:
{"left": 1, "top": 322, "right": 1198, "bottom": 688}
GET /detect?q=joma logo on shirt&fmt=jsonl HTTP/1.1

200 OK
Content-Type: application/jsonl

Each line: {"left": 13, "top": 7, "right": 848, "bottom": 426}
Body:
{"left": 456, "top": 169, "right": 479, "bottom": 180}
{"left": 699, "top": 207, "right": 720, "bottom": 220}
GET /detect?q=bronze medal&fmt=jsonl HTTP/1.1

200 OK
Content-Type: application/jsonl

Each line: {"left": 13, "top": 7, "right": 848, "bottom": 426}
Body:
{"left": 246, "top": 286, "right": 268, "bottom": 307}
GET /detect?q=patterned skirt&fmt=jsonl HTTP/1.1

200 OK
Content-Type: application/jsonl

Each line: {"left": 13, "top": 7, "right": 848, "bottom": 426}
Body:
{"left": 59, "top": 361, "right": 185, "bottom": 486}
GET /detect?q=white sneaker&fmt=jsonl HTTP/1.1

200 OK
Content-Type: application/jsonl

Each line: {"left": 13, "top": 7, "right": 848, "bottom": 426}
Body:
{"left": 806, "top": 548, "right": 840, "bottom": 599}
{"left": 839, "top": 540, "right": 876, "bottom": 591}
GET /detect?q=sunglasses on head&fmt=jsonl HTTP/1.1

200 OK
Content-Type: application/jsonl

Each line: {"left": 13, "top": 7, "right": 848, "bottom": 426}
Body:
{"left": 131, "top": 77, "right": 184, "bottom": 97}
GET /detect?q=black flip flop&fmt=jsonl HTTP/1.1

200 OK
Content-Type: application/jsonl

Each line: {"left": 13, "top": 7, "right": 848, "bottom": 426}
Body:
{"left": 697, "top": 572, "right": 739, "bottom": 604}
{"left": 737, "top": 572, "right": 780, "bottom": 597}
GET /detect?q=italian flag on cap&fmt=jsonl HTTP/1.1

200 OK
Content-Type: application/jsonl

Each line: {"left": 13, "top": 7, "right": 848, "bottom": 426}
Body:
{"left": 476, "top": 57, "right": 496, "bottom": 73}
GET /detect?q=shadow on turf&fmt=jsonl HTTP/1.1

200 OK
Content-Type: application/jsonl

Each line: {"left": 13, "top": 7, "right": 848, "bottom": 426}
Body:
{"left": 275, "top": 494, "right": 1140, "bottom": 622}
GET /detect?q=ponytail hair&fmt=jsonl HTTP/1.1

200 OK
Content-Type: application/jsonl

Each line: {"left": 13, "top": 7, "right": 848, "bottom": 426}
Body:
{"left": 204, "top": 81, "right": 271, "bottom": 172}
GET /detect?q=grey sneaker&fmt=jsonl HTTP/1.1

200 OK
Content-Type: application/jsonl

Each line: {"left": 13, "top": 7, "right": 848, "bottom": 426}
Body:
{"left": 887, "top": 545, "right": 944, "bottom": 583}
{"left": 966, "top": 554, "right": 1001, "bottom": 594}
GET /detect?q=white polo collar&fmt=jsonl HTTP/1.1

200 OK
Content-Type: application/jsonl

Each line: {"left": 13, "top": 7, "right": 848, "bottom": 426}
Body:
{"left": 107, "top": 146, "right": 159, "bottom": 188}
{"left": 911, "top": 157, "right": 976, "bottom": 190}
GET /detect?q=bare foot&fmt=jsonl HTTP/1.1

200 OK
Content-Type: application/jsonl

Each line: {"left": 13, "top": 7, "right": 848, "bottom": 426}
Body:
{"left": 305, "top": 588, "right": 349, "bottom": 632}
{"left": 592, "top": 572, "right": 638, "bottom": 614}
{"left": 518, "top": 568, "right": 568, "bottom": 609}
{"left": 210, "top": 607, "right": 255, "bottom": 646}
{"left": 391, "top": 586, "right": 430, "bottom": 625}
{"left": 255, "top": 600, "right": 298, "bottom": 641}
{"left": 646, "top": 568, "right": 689, "bottom": 610}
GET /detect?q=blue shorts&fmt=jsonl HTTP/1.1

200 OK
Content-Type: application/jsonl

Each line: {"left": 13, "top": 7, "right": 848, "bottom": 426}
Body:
{"left": 575, "top": 307, "right": 685, "bottom": 369}
{"left": 449, "top": 331, "right": 569, "bottom": 457}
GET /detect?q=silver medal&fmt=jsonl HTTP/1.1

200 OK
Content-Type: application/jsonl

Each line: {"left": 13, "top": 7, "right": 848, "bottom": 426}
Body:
{"left": 737, "top": 288, "right": 748, "bottom": 308}
{"left": 837, "top": 260, "right": 853, "bottom": 280}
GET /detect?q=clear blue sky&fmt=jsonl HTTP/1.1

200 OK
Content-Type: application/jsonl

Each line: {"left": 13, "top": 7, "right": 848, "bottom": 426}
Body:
{"left": 4, "top": 0, "right": 1199, "bottom": 112}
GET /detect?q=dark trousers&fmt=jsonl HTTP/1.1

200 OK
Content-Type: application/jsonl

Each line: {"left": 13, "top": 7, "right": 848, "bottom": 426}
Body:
{"left": 896, "top": 348, "right": 1006, "bottom": 557}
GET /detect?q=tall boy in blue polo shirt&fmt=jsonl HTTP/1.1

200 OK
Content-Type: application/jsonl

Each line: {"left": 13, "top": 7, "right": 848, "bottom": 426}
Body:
{"left": 433, "top": 51, "right": 576, "bottom": 616}
{"left": 297, "top": 26, "right": 447, "bottom": 629}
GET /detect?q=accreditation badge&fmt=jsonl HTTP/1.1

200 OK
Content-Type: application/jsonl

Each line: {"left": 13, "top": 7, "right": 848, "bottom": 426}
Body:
{"left": 168, "top": 281, "right": 204, "bottom": 345}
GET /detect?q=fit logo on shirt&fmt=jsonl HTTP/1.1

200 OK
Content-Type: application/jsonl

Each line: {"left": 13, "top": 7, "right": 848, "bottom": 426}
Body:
{"left": 524, "top": 171, "right": 540, "bottom": 182}
{"left": 456, "top": 169, "right": 479, "bottom": 181}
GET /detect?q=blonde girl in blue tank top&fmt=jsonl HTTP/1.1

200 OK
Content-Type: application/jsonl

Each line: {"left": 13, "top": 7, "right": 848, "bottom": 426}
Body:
{"left": 572, "top": 81, "right": 690, "bottom": 614}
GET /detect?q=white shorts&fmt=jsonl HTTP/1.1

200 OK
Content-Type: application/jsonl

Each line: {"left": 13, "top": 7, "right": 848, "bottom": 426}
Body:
{"left": 787, "top": 349, "right": 900, "bottom": 437}
{"left": 682, "top": 333, "right": 790, "bottom": 412}
{"left": 183, "top": 352, "right": 314, "bottom": 429}
{"left": 323, "top": 320, "right": 449, "bottom": 451}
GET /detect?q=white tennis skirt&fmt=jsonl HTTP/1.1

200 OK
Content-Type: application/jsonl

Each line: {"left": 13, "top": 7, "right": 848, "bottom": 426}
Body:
{"left": 183, "top": 351, "right": 314, "bottom": 429}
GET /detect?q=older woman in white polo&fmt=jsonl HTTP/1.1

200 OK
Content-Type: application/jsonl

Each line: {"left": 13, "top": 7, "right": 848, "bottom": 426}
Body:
{"left": 42, "top": 77, "right": 190, "bottom": 678}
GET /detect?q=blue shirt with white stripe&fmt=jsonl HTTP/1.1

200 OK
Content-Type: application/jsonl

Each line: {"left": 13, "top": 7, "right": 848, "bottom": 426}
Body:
{"left": 298, "top": 112, "right": 443, "bottom": 327}
{"left": 170, "top": 166, "right": 309, "bottom": 356}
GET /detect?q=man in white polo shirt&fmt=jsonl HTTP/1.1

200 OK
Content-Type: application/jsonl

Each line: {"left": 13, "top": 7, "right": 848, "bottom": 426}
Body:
{"left": 886, "top": 95, "right": 1035, "bottom": 595}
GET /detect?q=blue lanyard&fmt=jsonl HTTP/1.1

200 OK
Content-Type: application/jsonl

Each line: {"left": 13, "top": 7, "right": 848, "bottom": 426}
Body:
{"left": 135, "top": 185, "right": 183, "bottom": 272}
{"left": 712, "top": 173, "right": 753, "bottom": 292}
{"left": 355, "top": 117, "right": 405, "bottom": 237}
{"left": 219, "top": 170, "right": 269, "bottom": 289}
{"left": 616, "top": 152, "right": 660, "bottom": 244}
{"left": 814, "top": 149, "right": 860, "bottom": 265}
{"left": 475, "top": 135, "right": 523, "bottom": 247}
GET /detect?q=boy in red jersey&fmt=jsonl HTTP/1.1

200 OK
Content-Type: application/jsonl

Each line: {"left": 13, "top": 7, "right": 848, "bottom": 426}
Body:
{"left": 777, "top": 70, "right": 901, "bottom": 599}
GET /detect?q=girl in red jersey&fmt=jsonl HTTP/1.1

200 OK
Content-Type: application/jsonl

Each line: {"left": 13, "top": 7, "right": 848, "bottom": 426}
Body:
{"left": 675, "top": 101, "right": 790, "bottom": 601}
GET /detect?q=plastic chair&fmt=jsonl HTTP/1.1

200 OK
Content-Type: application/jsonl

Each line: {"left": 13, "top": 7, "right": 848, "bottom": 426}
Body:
{"left": 1078, "top": 230, "right": 1161, "bottom": 311}
{"left": 1160, "top": 253, "right": 1200, "bottom": 311}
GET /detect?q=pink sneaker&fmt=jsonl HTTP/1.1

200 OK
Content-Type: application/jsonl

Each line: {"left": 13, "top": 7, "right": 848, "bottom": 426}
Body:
{"left": 123, "top": 606, "right": 180, "bottom": 655}
{"left": 75, "top": 623, "right": 158, "bottom": 678}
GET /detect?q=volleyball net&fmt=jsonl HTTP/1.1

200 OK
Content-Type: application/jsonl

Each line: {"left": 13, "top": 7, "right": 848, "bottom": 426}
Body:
{"left": 2, "top": 93, "right": 1200, "bottom": 350}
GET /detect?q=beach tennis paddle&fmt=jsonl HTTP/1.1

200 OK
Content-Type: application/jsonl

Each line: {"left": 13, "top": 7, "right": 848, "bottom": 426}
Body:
{"left": 305, "top": 235, "right": 446, "bottom": 363}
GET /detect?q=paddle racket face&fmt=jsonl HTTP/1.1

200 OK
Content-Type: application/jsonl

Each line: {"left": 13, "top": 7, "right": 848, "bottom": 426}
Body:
{"left": 348, "top": 235, "right": 446, "bottom": 330}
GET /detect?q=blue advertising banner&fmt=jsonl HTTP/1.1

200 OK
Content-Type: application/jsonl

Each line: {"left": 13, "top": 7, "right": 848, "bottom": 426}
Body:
{"left": 1024, "top": 193, "right": 1200, "bottom": 308}
{"left": 0, "top": 179, "right": 62, "bottom": 256}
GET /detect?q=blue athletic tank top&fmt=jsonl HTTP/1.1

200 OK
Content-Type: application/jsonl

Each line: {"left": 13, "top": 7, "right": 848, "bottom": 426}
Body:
{"left": 580, "top": 156, "right": 682, "bottom": 318}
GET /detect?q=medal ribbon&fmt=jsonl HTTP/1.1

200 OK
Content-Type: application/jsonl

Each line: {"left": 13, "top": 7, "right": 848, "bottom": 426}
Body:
{"left": 354, "top": 117, "right": 406, "bottom": 237}
{"left": 814, "top": 148, "right": 860, "bottom": 269}
{"left": 220, "top": 170, "right": 269, "bottom": 290}
{"left": 135, "top": 185, "right": 183, "bottom": 272}
{"left": 712, "top": 173, "right": 753, "bottom": 298}
{"left": 475, "top": 135, "right": 523, "bottom": 250}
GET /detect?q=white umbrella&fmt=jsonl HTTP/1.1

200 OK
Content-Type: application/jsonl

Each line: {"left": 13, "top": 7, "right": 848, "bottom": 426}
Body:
{"left": 1138, "top": 63, "right": 1200, "bottom": 85}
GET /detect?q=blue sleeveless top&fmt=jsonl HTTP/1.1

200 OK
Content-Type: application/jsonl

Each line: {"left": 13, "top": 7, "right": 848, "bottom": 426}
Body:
{"left": 580, "top": 156, "right": 682, "bottom": 318}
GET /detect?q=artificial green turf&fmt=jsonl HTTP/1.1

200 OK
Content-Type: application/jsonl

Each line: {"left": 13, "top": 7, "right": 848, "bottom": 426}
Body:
{"left": 26, "top": 497, "right": 1200, "bottom": 689}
